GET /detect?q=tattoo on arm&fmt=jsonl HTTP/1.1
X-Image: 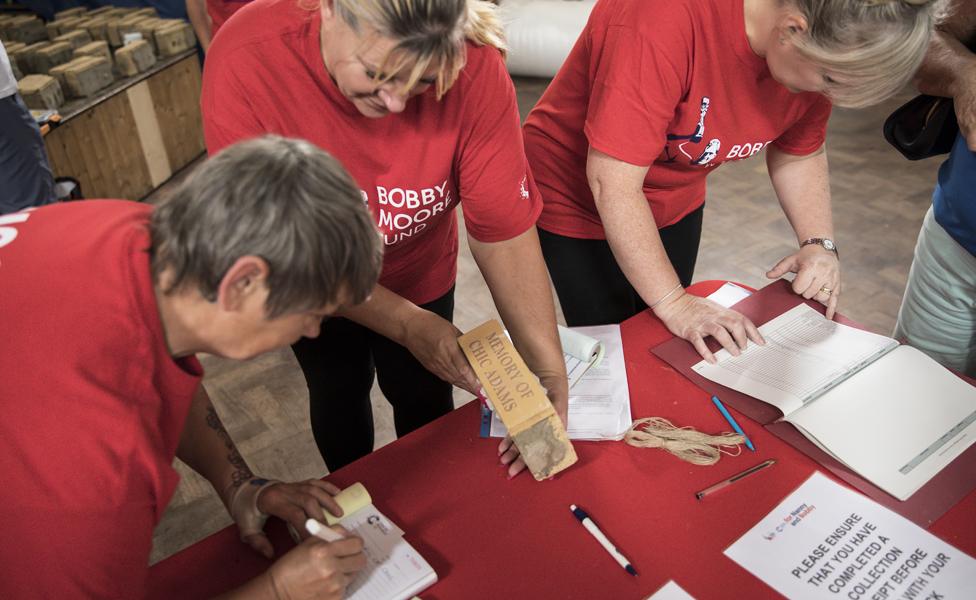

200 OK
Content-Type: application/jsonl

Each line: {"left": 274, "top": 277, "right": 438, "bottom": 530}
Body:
{"left": 205, "top": 405, "right": 254, "bottom": 490}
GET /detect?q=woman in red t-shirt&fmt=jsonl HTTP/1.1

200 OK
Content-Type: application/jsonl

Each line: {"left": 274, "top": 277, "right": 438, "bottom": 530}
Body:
{"left": 202, "top": 0, "right": 567, "bottom": 477}
{"left": 524, "top": 0, "right": 940, "bottom": 362}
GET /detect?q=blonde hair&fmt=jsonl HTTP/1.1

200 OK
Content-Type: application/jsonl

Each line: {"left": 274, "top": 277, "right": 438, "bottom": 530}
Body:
{"left": 333, "top": 0, "right": 506, "bottom": 99}
{"left": 787, "top": 0, "right": 945, "bottom": 108}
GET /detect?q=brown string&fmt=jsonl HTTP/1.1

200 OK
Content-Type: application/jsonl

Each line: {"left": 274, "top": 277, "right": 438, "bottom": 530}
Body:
{"left": 624, "top": 417, "right": 745, "bottom": 466}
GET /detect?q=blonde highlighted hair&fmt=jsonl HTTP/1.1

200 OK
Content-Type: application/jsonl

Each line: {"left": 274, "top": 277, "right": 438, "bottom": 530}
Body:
{"left": 333, "top": 0, "right": 506, "bottom": 99}
{"left": 787, "top": 0, "right": 946, "bottom": 108}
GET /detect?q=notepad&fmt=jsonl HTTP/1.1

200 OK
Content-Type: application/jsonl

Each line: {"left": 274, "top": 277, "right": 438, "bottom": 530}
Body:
{"left": 692, "top": 304, "right": 976, "bottom": 501}
{"left": 321, "top": 483, "right": 437, "bottom": 600}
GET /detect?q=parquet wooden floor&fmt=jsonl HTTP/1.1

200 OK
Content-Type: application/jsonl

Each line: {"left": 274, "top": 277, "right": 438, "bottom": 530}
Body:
{"left": 147, "top": 78, "right": 943, "bottom": 563}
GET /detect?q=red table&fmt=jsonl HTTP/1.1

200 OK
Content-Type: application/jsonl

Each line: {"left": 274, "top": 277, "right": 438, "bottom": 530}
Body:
{"left": 148, "top": 281, "right": 976, "bottom": 599}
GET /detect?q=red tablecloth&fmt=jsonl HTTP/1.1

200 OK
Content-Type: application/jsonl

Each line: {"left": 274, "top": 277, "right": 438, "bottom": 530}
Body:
{"left": 148, "top": 281, "right": 976, "bottom": 599}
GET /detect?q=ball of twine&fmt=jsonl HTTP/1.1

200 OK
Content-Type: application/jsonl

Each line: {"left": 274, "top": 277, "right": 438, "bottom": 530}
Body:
{"left": 624, "top": 417, "right": 745, "bottom": 466}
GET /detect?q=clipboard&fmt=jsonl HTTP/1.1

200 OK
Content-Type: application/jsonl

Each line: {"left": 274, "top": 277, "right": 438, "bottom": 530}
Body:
{"left": 651, "top": 278, "right": 976, "bottom": 526}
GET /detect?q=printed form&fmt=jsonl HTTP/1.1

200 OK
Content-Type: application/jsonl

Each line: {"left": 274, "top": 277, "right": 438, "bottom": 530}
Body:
{"left": 484, "top": 324, "right": 632, "bottom": 440}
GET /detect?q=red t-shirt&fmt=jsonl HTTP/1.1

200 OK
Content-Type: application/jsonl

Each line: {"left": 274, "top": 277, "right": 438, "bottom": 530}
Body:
{"left": 0, "top": 201, "right": 203, "bottom": 597}
{"left": 523, "top": 0, "right": 832, "bottom": 239}
{"left": 201, "top": 0, "right": 541, "bottom": 305}
{"left": 206, "top": 0, "right": 252, "bottom": 37}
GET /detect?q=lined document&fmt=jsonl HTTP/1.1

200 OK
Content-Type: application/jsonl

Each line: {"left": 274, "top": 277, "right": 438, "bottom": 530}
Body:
{"left": 692, "top": 304, "right": 896, "bottom": 416}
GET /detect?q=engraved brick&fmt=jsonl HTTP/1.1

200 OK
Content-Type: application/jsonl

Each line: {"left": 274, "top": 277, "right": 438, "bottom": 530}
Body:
{"left": 53, "top": 29, "right": 93, "bottom": 50}
{"left": 114, "top": 40, "right": 156, "bottom": 76}
{"left": 20, "top": 41, "right": 51, "bottom": 74}
{"left": 74, "top": 40, "right": 112, "bottom": 64}
{"left": 154, "top": 22, "right": 196, "bottom": 57}
{"left": 84, "top": 18, "right": 111, "bottom": 42}
{"left": 34, "top": 41, "right": 74, "bottom": 73}
{"left": 6, "top": 16, "right": 47, "bottom": 44}
{"left": 63, "top": 55, "right": 114, "bottom": 98}
{"left": 48, "top": 57, "right": 83, "bottom": 89}
{"left": 18, "top": 74, "right": 64, "bottom": 109}
{"left": 53, "top": 7, "right": 87, "bottom": 20}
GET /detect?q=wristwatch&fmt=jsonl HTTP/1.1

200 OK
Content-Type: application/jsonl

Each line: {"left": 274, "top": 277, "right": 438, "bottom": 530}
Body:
{"left": 800, "top": 237, "right": 838, "bottom": 257}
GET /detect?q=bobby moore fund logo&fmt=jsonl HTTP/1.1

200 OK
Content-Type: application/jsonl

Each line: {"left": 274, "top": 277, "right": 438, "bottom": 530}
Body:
{"left": 764, "top": 503, "right": 817, "bottom": 541}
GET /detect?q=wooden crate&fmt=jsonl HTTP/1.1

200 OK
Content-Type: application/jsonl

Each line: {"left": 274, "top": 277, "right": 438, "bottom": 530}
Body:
{"left": 43, "top": 52, "right": 205, "bottom": 200}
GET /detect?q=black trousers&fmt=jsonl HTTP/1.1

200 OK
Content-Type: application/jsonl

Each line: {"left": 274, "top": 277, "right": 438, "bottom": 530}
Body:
{"left": 292, "top": 288, "right": 455, "bottom": 472}
{"left": 0, "top": 93, "right": 56, "bottom": 215}
{"left": 539, "top": 204, "right": 704, "bottom": 326}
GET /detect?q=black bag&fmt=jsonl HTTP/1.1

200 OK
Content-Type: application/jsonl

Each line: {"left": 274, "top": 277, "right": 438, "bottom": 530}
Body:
{"left": 883, "top": 35, "right": 975, "bottom": 161}
{"left": 883, "top": 94, "right": 958, "bottom": 161}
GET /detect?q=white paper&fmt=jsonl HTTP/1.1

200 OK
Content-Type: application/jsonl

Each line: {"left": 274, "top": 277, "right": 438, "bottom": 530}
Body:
{"left": 706, "top": 282, "right": 752, "bottom": 308}
{"left": 692, "top": 304, "right": 897, "bottom": 416}
{"left": 341, "top": 504, "right": 437, "bottom": 600}
{"left": 485, "top": 324, "right": 632, "bottom": 440}
{"left": 725, "top": 472, "right": 976, "bottom": 600}
{"left": 645, "top": 580, "right": 696, "bottom": 599}
{"left": 788, "top": 345, "right": 976, "bottom": 501}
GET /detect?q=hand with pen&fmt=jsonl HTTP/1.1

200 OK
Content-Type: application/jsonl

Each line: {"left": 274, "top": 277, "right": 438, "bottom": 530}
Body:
{"left": 263, "top": 527, "right": 365, "bottom": 600}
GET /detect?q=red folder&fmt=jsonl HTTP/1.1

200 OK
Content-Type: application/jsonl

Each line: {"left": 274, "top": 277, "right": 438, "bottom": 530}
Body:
{"left": 652, "top": 278, "right": 976, "bottom": 526}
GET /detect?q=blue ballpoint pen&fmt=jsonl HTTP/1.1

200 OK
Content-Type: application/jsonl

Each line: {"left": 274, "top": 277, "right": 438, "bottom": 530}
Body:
{"left": 711, "top": 395, "right": 755, "bottom": 451}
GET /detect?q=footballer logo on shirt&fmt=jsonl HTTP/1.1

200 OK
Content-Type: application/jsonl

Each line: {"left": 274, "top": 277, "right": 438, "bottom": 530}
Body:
{"left": 368, "top": 178, "right": 455, "bottom": 246}
{"left": 519, "top": 176, "right": 530, "bottom": 201}
{"left": 663, "top": 96, "right": 772, "bottom": 167}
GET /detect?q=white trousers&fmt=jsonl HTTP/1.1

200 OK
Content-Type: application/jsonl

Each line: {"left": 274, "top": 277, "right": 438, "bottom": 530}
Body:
{"left": 894, "top": 206, "right": 976, "bottom": 377}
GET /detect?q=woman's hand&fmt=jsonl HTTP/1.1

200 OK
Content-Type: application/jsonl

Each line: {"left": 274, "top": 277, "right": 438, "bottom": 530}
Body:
{"left": 265, "top": 532, "right": 366, "bottom": 600}
{"left": 767, "top": 245, "right": 841, "bottom": 319}
{"left": 653, "top": 292, "right": 765, "bottom": 364}
{"left": 402, "top": 309, "right": 481, "bottom": 394}
{"left": 497, "top": 376, "right": 569, "bottom": 478}
{"left": 233, "top": 479, "right": 345, "bottom": 559}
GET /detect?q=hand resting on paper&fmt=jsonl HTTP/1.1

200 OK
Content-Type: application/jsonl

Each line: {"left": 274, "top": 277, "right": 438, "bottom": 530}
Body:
{"left": 403, "top": 309, "right": 481, "bottom": 395}
{"left": 498, "top": 379, "right": 569, "bottom": 478}
{"left": 234, "top": 479, "right": 345, "bottom": 559}
{"left": 262, "top": 530, "right": 366, "bottom": 600}
{"left": 766, "top": 243, "right": 841, "bottom": 320}
{"left": 652, "top": 292, "right": 765, "bottom": 364}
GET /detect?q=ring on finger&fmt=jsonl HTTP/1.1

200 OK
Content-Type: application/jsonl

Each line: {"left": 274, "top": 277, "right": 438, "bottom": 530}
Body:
{"left": 819, "top": 285, "right": 833, "bottom": 296}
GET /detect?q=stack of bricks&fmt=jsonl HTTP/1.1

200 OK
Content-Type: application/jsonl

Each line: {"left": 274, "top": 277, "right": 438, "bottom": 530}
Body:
{"left": 3, "top": 5, "right": 198, "bottom": 98}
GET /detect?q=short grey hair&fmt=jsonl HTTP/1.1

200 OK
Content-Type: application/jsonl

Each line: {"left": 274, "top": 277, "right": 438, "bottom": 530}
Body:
{"left": 787, "top": 0, "right": 945, "bottom": 108}
{"left": 150, "top": 135, "right": 382, "bottom": 318}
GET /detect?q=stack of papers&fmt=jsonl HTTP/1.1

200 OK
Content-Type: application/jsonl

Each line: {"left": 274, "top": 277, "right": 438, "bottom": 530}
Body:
{"left": 480, "top": 324, "right": 632, "bottom": 440}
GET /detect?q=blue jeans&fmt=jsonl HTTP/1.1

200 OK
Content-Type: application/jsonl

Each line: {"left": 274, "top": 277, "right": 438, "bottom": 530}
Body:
{"left": 0, "top": 93, "right": 56, "bottom": 215}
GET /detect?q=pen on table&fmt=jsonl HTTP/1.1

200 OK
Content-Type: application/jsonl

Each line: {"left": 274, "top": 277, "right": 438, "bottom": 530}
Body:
{"left": 570, "top": 504, "right": 637, "bottom": 576}
{"left": 305, "top": 518, "right": 344, "bottom": 542}
{"left": 695, "top": 459, "right": 776, "bottom": 500}
{"left": 711, "top": 395, "right": 755, "bottom": 451}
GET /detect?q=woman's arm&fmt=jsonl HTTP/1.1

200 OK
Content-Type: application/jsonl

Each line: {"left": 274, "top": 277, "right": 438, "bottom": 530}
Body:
{"left": 588, "top": 148, "right": 764, "bottom": 363}
{"left": 337, "top": 286, "right": 481, "bottom": 394}
{"left": 764, "top": 145, "right": 841, "bottom": 318}
{"left": 176, "top": 386, "right": 346, "bottom": 558}
{"left": 468, "top": 227, "right": 570, "bottom": 477}
{"left": 913, "top": 0, "right": 976, "bottom": 149}
{"left": 185, "top": 0, "right": 212, "bottom": 53}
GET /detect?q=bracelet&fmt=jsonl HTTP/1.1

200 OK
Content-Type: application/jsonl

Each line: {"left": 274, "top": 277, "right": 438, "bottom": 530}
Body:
{"left": 649, "top": 283, "right": 683, "bottom": 310}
